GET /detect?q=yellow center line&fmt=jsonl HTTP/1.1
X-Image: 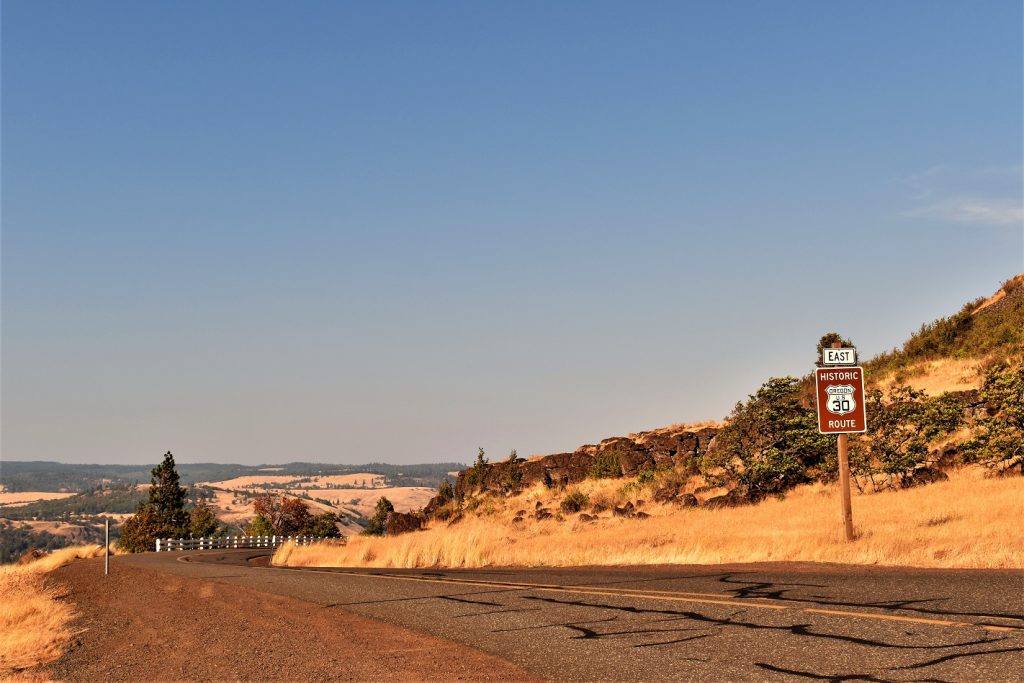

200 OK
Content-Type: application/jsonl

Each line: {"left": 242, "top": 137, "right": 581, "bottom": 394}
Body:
{"left": 274, "top": 565, "right": 789, "bottom": 611}
{"left": 175, "top": 554, "right": 1024, "bottom": 633}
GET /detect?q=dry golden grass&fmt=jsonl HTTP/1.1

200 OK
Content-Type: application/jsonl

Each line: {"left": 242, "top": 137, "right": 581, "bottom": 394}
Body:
{"left": 0, "top": 546, "right": 104, "bottom": 677}
{"left": 0, "top": 492, "right": 75, "bottom": 507}
{"left": 291, "top": 487, "right": 436, "bottom": 516}
{"left": 873, "top": 356, "right": 985, "bottom": 395}
{"left": 275, "top": 467, "right": 1022, "bottom": 570}
{"left": 202, "top": 472, "right": 388, "bottom": 490}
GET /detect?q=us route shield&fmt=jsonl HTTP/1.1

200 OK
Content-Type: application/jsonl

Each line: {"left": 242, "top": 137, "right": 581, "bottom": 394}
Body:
{"left": 815, "top": 366, "right": 868, "bottom": 434}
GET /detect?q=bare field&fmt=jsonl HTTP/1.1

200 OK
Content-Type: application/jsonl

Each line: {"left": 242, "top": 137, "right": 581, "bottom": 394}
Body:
{"left": 275, "top": 467, "right": 1023, "bottom": 570}
{"left": 3, "top": 520, "right": 107, "bottom": 542}
{"left": 0, "top": 546, "right": 105, "bottom": 677}
{"left": 198, "top": 474, "right": 302, "bottom": 489}
{"left": 0, "top": 492, "right": 76, "bottom": 507}
{"left": 290, "top": 486, "right": 435, "bottom": 516}
{"left": 201, "top": 472, "right": 387, "bottom": 490}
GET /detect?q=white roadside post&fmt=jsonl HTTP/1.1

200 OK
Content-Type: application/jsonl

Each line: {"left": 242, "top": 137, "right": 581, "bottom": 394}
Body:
{"left": 104, "top": 519, "right": 109, "bottom": 575}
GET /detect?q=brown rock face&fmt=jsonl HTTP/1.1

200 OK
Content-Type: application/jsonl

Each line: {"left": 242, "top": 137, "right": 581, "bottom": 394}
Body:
{"left": 423, "top": 424, "right": 719, "bottom": 521}
{"left": 385, "top": 512, "right": 424, "bottom": 536}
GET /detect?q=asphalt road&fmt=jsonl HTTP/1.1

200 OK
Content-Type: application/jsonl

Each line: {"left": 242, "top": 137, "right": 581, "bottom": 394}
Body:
{"left": 119, "top": 551, "right": 1023, "bottom": 682}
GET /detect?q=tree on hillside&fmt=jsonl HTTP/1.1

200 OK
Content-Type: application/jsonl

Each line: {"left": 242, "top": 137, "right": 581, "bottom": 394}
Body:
{"left": 849, "top": 385, "right": 963, "bottom": 490}
{"left": 246, "top": 514, "right": 274, "bottom": 536}
{"left": 189, "top": 500, "right": 222, "bottom": 538}
{"left": 305, "top": 512, "right": 342, "bottom": 538}
{"left": 436, "top": 479, "right": 454, "bottom": 503}
{"left": 466, "top": 447, "right": 489, "bottom": 489}
{"left": 816, "top": 332, "right": 854, "bottom": 366}
{"left": 363, "top": 496, "right": 394, "bottom": 536}
{"left": 150, "top": 451, "right": 190, "bottom": 531}
{"left": 964, "top": 362, "right": 1024, "bottom": 474}
{"left": 251, "top": 495, "right": 312, "bottom": 535}
{"left": 702, "top": 377, "right": 833, "bottom": 500}
{"left": 118, "top": 451, "right": 192, "bottom": 552}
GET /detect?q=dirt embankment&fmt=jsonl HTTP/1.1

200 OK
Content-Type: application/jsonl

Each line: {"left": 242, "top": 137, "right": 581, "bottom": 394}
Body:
{"left": 45, "top": 558, "right": 540, "bottom": 682}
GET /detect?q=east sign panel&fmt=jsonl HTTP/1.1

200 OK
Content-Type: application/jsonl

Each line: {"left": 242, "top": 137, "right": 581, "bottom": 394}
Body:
{"left": 815, "top": 366, "right": 867, "bottom": 434}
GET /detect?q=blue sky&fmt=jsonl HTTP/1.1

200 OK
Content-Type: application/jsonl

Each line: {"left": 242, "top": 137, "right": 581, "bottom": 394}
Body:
{"left": 3, "top": 1, "right": 1022, "bottom": 465}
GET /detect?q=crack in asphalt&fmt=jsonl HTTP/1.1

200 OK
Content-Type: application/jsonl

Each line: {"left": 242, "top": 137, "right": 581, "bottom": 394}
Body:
{"left": 516, "top": 595, "right": 1007, "bottom": 651}
{"left": 715, "top": 574, "right": 1024, "bottom": 624}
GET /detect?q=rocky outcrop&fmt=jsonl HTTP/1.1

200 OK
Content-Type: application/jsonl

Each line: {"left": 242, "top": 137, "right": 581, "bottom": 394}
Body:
{"left": 435, "top": 425, "right": 719, "bottom": 516}
{"left": 384, "top": 512, "right": 423, "bottom": 536}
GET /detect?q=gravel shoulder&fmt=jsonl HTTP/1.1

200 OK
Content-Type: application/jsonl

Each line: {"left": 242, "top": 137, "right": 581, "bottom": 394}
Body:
{"left": 45, "top": 557, "right": 542, "bottom": 682}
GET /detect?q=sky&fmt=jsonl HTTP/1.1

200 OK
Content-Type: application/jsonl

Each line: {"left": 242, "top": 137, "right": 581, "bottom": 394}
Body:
{"left": 2, "top": 1, "right": 1022, "bottom": 466}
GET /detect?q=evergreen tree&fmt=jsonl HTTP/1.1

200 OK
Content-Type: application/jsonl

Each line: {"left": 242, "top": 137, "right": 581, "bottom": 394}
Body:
{"left": 117, "top": 451, "right": 192, "bottom": 552}
{"left": 149, "top": 451, "right": 189, "bottom": 533}
{"left": 363, "top": 496, "right": 394, "bottom": 536}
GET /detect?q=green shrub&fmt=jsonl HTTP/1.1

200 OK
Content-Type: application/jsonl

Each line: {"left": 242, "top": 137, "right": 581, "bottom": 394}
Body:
{"left": 864, "top": 277, "right": 1024, "bottom": 379}
{"left": 560, "top": 490, "right": 590, "bottom": 513}
{"left": 500, "top": 467, "right": 523, "bottom": 493}
{"left": 637, "top": 468, "right": 655, "bottom": 485}
{"left": 362, "top": 496, "right": 394, "bottom": 536}
{"left": 702, "top": 377, "right": 831, "bottom": 499}
{"left": 588, "top": 451, "right": 622, "bottom": 479}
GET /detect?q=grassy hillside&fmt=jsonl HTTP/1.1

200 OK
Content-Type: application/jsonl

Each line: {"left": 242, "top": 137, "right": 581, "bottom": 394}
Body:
{"left": 276, "top": 275, "right": 1024, "bottom": 571}
{"left": 865, "top": 273, "right": 1024, "bottom": 382}
{"left": 275, "top": 468, "right": 1022, "bottom": 569}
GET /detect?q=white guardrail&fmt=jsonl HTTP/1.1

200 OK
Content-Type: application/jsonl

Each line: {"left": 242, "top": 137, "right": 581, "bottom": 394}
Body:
{"left": 155, "top": 535, "right": 319, "bottom": 552}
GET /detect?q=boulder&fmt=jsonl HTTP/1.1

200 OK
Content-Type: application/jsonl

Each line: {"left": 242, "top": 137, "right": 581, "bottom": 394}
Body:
{"left": 676, "top": 493, "right": 700, "bottom": 508}
{"left": 652, "top": 481, "right": 683, "bottom": 503}
{"left": 577, "top": 514, "right": 597, "bottom": 523}
{"left": 901, "top": 467, "right": 950, "bottom": 489}
{"left": 18, "top": 548, "right": 46, "bottom": 565}
{"left": 703, "top": 492, "right": 747, "bottom": 509}
{"left": 535, "top": 508, "right": 553, "bottom": 521}
{"left": 612, "top": 502, "right": 636, "bottom": 518}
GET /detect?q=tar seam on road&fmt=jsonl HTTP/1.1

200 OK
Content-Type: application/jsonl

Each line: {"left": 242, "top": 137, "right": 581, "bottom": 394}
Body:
{"left": 184, "top": 556, "right": 1022, "bottom": 634}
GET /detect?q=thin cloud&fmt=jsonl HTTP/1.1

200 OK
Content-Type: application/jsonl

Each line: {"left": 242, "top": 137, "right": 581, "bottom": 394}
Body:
{"left": 903, "top": 197, "right": 1023, "bottom": 226}
{"left": 899, "top": 165, "right": 1023, "bottom": 227}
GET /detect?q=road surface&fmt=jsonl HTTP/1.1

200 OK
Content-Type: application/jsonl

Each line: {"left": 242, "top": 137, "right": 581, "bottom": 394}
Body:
{"left": 118, "top": 550, "right": 1023, "bottom": 681}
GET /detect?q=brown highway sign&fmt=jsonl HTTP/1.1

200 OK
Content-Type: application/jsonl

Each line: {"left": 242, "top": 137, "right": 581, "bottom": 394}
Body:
{"left": 815, "top": 366, "right": 867, "bottom": 434}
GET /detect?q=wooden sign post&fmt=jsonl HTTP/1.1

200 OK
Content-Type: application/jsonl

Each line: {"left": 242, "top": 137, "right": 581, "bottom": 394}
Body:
{"left": 815, "top": 342, "right": 867, "bottom": 542}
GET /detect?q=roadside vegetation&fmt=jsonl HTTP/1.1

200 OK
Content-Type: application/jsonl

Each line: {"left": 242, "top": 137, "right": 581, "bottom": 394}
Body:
{"left": 246, "top": 494, "right": 341, "bottom": 537}
{"left": 864, "top": 273, "right": 1024, "bottom": 382}
{"left": 274, "top": 467, "right": 1021, "bottom": 570}
{"left": 117, "top": 452, "right": 223, "bottom": 552}
{"left": 0, "top": 545, "right": 106, "bottom": 677}
{"left": 276, "top": 277, "right": 1024, "bottom": 572}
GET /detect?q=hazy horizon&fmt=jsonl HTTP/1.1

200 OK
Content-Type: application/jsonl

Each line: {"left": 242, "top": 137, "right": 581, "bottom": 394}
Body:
{"left": 3, "top": 2, "right": 1022, "bottom": 466}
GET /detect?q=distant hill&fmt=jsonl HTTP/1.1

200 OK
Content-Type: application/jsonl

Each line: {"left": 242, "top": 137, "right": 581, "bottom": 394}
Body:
{"left": 0, "top": 461, "right": 464, "bottom": 494}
